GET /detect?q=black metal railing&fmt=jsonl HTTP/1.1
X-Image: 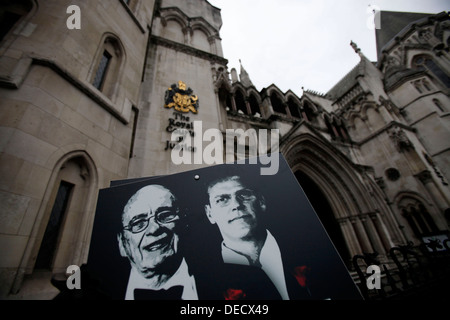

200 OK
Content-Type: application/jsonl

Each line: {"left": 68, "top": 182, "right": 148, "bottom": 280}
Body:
{"left": 352, "top": 241, "right": 450, "bottom": 300}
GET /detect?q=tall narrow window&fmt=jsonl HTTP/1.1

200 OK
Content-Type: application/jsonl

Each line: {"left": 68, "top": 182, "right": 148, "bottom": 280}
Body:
{"left": 418, "top": 204, "right": 439, "bottom": 233}
{"left": 303, "top": 101, "right": 316, "bottom": 121}
{"left": 129, "top": 106, "right": 139, "bottom": 159}
{"left": 402, "top": 203, "right": 439, "bottom": 238}
{"left": 35, "top": 181, "right": 74, "bottom": 270}
{"left": 287, "top": 97, "right": 301, "bottom": 118}
{"left": 218, "top": 87, "right": 232, "bottom": 111}
{"left": 249, "top": 94, "right": 261, "bottom": 117}
{"left": 90, "top": 36, "right": 124, "bottom": 99}
{"left": 234, "top": 90, "right": 248, "bottom": 115}
{"left": 270, "top": 92, "right": 286, "bottom": 114}
{"left": 403, "top": 209, "right": 421, "bottom": 238}
{"left": 93, "top": 50, "right": 112, "bottom": 90}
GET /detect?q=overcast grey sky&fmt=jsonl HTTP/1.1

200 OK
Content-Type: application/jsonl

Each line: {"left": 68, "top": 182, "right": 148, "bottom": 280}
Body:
{"left": 207, "top": 0, "right": 449, "bottom": 96}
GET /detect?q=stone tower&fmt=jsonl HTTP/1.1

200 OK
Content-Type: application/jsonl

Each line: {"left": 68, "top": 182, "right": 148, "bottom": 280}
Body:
{"left": 128, "top": 0, "right": 228, "bottom": 178}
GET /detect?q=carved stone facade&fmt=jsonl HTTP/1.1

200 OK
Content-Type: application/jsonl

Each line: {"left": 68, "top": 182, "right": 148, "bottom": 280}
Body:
{"left": 0, "top": 1, "right": 448, "bottom": 299}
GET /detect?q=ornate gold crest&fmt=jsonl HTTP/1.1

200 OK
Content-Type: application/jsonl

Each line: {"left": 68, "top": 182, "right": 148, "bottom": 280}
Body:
{"left": 164, "top": 81, "right": 199, "bottom": 114}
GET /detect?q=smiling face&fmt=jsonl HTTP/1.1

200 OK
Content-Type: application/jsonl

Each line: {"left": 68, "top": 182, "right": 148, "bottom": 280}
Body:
{"left": 118, "top": 185, "right": 181, "bottom": 278}
{"left": 205, "top": 176, "right": 266, "bottom": 243}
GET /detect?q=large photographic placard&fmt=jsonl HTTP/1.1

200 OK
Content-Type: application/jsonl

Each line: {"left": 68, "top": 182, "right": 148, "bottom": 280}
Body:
{"left": 86, "top": 153, "right": 362, "bottom": 300}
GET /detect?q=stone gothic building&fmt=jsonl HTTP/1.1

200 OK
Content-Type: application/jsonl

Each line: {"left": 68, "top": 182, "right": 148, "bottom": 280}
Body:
{"left": 0, "top": 0, "right": 449, "bottom": 299}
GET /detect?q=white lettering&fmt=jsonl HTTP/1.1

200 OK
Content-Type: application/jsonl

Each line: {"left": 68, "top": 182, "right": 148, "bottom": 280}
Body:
{"left": 66, "top": 265, "right": 81, "bottom": 290}
{"left": 66, "top": 5, "right": 81, "bottom": 30}
{"left": 366, "top": 265, "right": 381, "bottom": 290}
{"left": 170, "top": 121, "right": 280, "bottom": 175}
{"left": 366, "top": 5, "right": 381, "bottom": 30}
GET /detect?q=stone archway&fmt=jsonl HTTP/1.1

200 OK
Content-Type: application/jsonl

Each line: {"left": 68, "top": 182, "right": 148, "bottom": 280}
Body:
{"left": 282, "top": 133, "right": 395, "bottom": 265}
{"left": 295, "top": 170, "right": 352, "bottom": 265}
{"left": 32, "top": 155, "right": 95, "bottom": 274}
{"left": 10, "top": 151, "right": 98, "bottom": 297}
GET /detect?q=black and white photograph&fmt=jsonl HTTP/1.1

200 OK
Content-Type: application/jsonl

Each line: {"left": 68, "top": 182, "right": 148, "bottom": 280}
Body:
{"left": 85, "top": 154, "right": 362, "bottom": 300}
{"left": 2, "top": 0, "right": 449, "bottom": 306}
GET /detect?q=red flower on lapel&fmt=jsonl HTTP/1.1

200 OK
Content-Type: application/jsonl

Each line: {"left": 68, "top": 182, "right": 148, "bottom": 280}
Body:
{"left": 293, "top": 265, "right": 311, "bottom": 287}
{"left": 224, "top": 288, "right": 246, "bottom": 300}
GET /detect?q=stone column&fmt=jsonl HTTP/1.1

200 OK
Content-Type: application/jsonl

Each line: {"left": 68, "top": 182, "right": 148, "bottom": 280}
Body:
{"left": 369, "top": 212, "right": 394, "bottom": 252}
{"left": 350, "top": 216, "right": 373, "bottom": 253}
{"left": 245, "top": 97, "right": 252, "bottom": 116}
{"left": 360, "top": 213, "right": 385, "bottom": 254}
{"left": 230, "top": 94, "right": 237, "bottom": 112}
{"left": 416, "top": 170, "right": 450, "bottom": 227}
{"left": 338, "top": 217, "right": 362, "bottom": 257}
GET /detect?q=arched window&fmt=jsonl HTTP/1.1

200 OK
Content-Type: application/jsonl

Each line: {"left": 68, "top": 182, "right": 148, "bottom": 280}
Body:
{"left": 402, "top": 202, "right": 439, "bottom": 238}
{"left": 93, "top": 50, "right": 112, "bottom": 90}
{"left": 33, "top": 154, "right": 96, "bottom": 273}
{"left": 161, "top": 19, "right": 185, "bottom": 44}
{"left": 35, "top": 180, "right": 74, "bottom": 270}
{"left": 413, "top": 55, "right": 450, "bottom": 88}
{"left": 303, "top": 101, "right": 316, "bottom": 121}
{"left": 192, "top": 28, "right": 211, "bottom": 53}
{"left": 287, "top": 97, "right": 301, "bottom": 118}
{"left": 91, "top": 36, "right": 125, "bottom": 99}
{"left": 248, "top": 93, "right": 261, "bottom": 117}
{"left": 270, "top": 92, "right": 286, "bottom": 114}
{"left": 234, "top": 90, "right": 248, "bottom": 115}
{"left": 219, "top": 87, "right": 232, "bottom": 112}
{"left": 0, "top": 0, "right": 33, "bottom": 43}
{"left": 402, "top": 208, "right": 421, "bottom": 237}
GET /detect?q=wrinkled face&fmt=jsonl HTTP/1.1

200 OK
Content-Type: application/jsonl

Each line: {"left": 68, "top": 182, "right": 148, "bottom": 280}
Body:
{"left": 118, "top": 185, "right": 181, "bottom": 278}
{"left": 205, "top": 177, "right": 265, "bottom": 242}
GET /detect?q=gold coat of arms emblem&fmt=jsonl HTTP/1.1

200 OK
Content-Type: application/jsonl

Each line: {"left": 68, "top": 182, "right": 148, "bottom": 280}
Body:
{"left": 164, "top": 81, "right": 199, "bottom": 114}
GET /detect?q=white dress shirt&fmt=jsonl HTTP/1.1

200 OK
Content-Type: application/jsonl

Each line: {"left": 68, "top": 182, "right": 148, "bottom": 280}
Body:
{"left": 221, "top": 230, "right": 290, "bottom": 300}
{"left": 125, "top": 258, "right": 198, "bottom": 300}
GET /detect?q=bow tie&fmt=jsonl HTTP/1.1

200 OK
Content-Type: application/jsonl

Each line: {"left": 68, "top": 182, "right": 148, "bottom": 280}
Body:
{"left": 134, "top": 286, "right": 184, "bottom": 300}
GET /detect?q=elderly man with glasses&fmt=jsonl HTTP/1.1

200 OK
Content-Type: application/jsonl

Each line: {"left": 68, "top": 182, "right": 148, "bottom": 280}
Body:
{"left": 117, "top": 184, "right": 196, "bottom": 300}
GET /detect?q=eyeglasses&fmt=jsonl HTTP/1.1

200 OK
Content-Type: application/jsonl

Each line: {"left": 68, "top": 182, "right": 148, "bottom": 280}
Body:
{"left": 212, "top": 189, "right": 257, "bottom": 208}
{"left": 123, "top": 209, "right": 181, "bottom": 234}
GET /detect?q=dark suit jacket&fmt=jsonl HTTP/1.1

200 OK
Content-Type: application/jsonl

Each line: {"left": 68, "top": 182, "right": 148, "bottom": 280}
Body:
{"left": 195, "top": 263, "right": 282, "bottom": 300}
{"left": 52, "top": 262, "right": 282, "bottom": 300}
{"left": 269, "top": 226, "right": 362, "bottom": 300}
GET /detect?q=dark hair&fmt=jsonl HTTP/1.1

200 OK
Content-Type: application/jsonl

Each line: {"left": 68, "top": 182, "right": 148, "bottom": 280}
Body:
{"left": 203, "top": 168, "right": 265, "bottom": 208}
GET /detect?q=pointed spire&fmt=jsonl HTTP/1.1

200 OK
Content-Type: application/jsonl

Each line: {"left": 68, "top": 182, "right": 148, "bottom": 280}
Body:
{"left": 239, "top": 59, "right": 254, "bottom": 87}
{"left": 350, "top": 41, "right": 366, "bottom": 59}
{"left": 350, "top": 41, "right": 359, "bottom": 53}
{"left": 350, "top": 40, "right": 362, "bottom": 57}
